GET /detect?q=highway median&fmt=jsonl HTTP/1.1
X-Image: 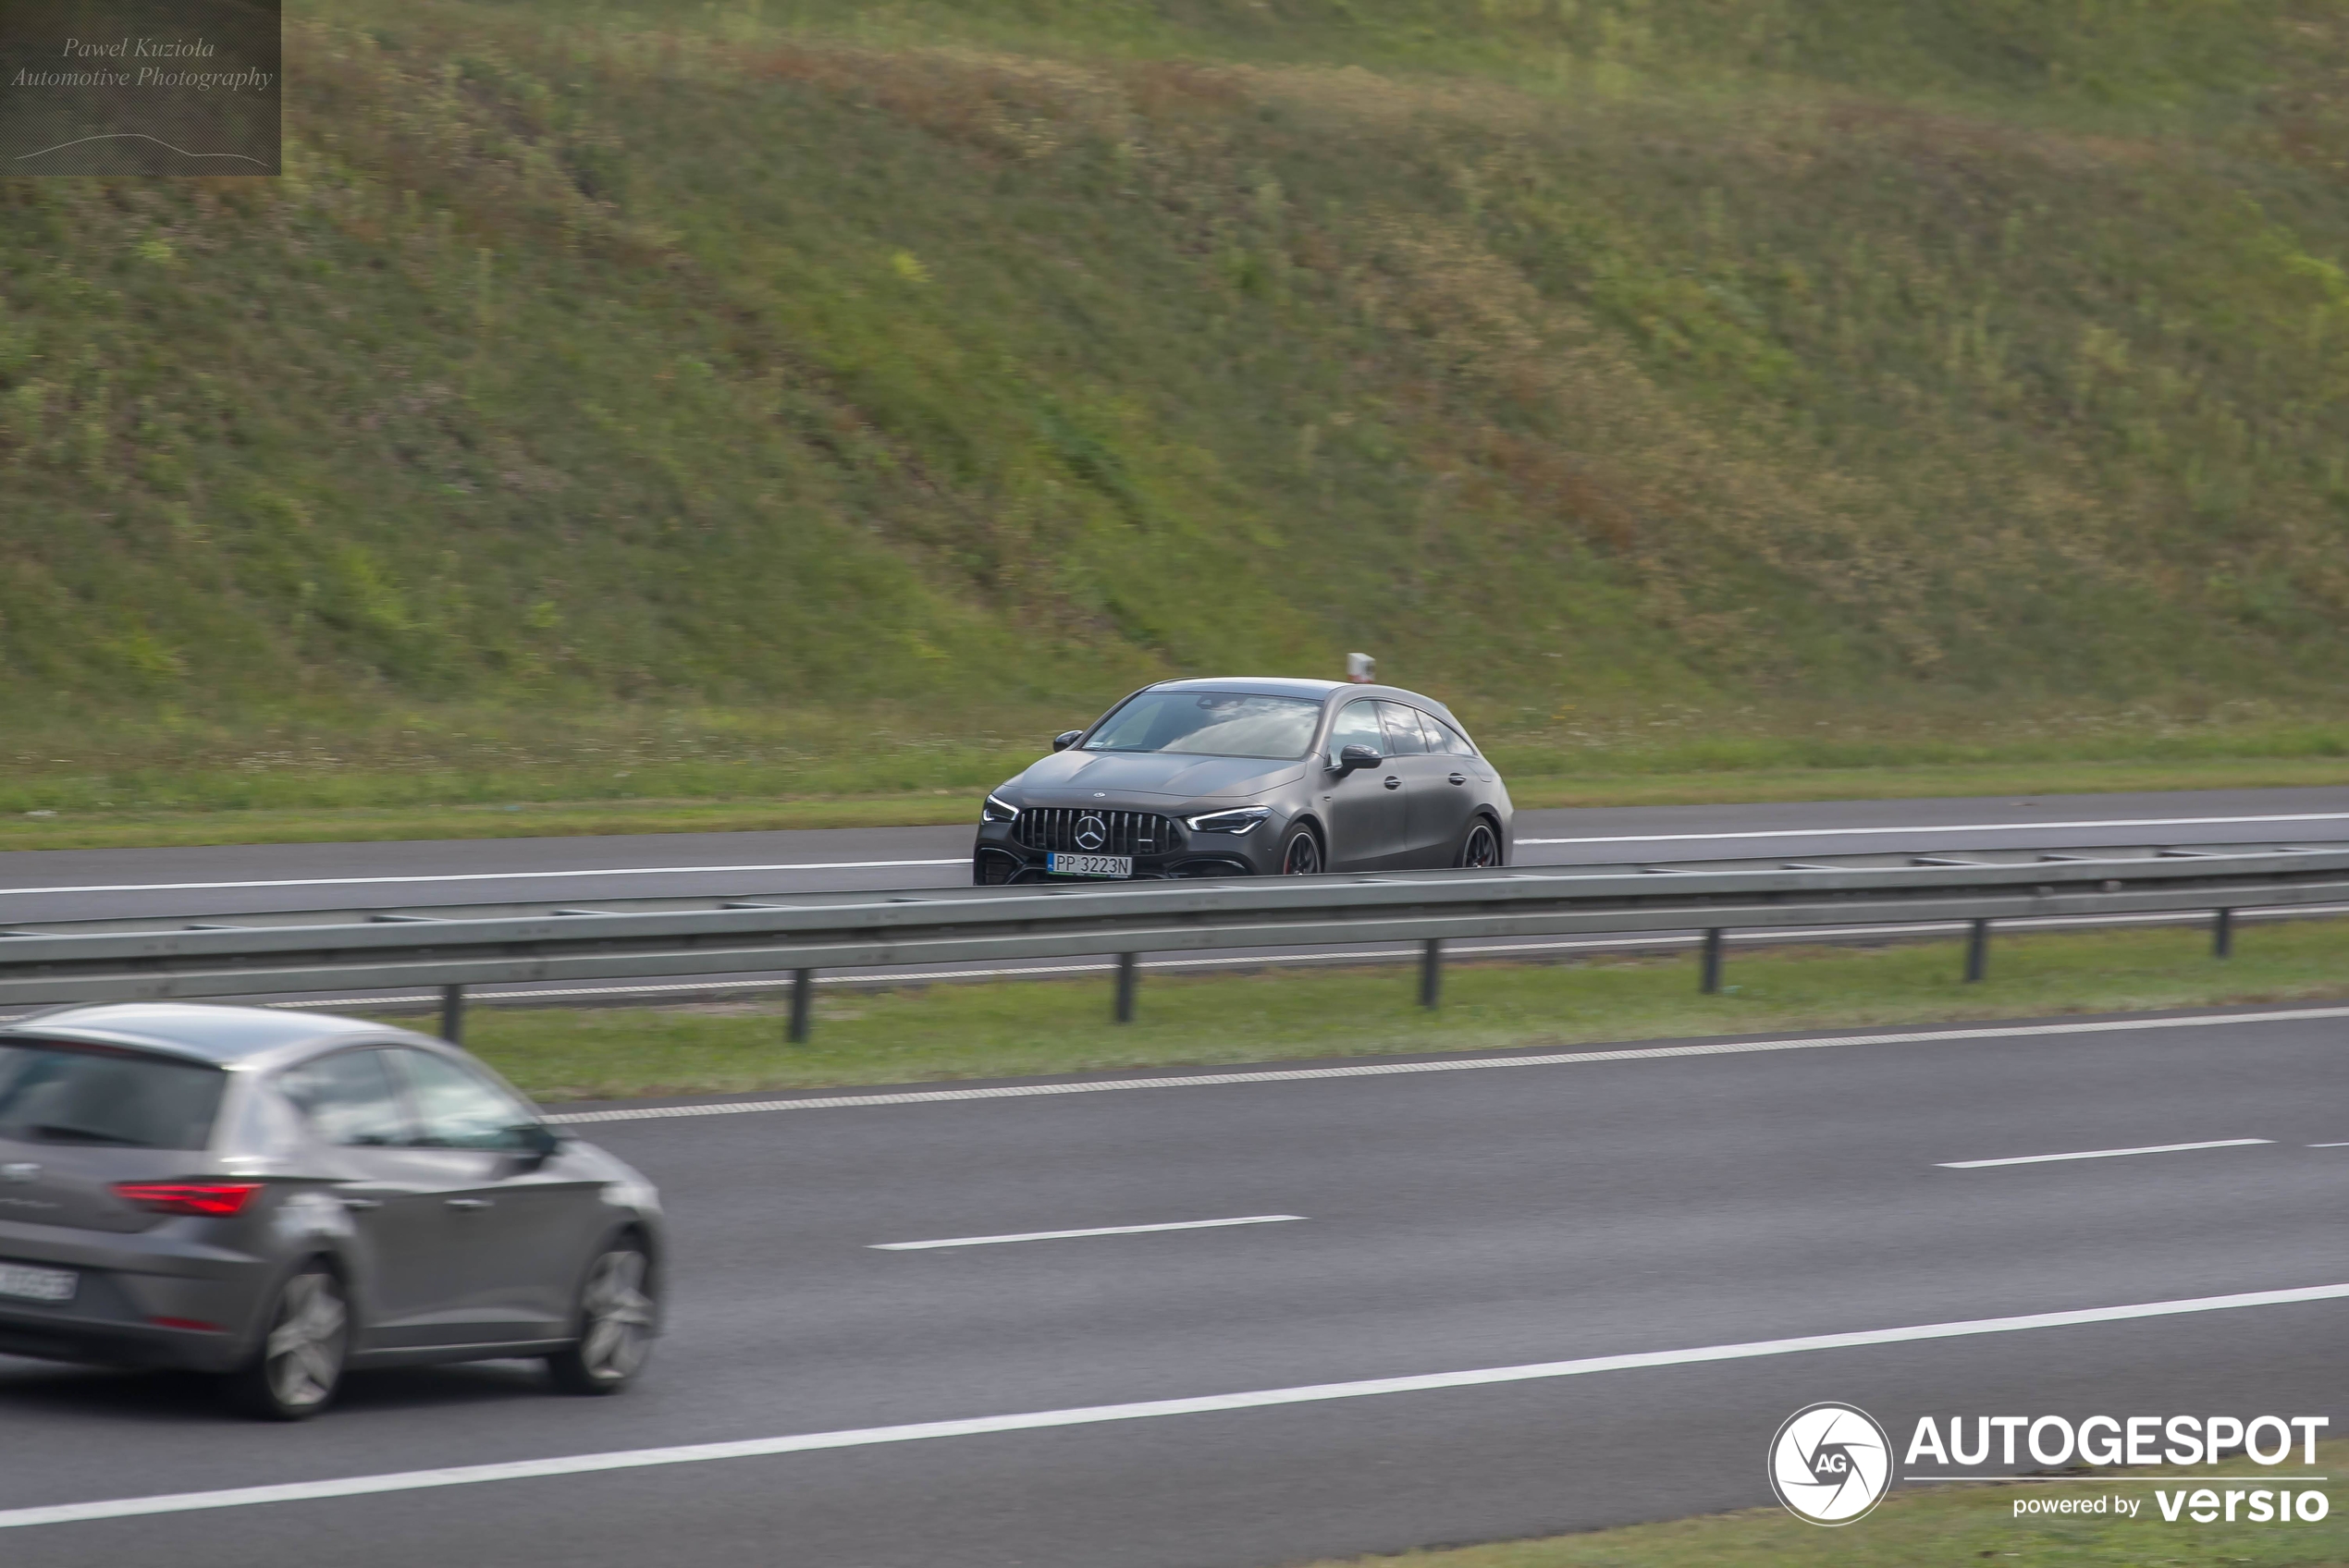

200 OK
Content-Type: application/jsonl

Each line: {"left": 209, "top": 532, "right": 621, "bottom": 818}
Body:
{"left": 426, "top": 916, "right": 2349, "bottom": 1103}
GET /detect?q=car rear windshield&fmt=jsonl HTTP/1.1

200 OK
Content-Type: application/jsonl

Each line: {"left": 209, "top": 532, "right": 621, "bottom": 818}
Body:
{"left": 0, "top": 1042, "right": 227, "bottom": 1150}
{"left": 1082, "top": 692, "right": 1322, "bottom": 760}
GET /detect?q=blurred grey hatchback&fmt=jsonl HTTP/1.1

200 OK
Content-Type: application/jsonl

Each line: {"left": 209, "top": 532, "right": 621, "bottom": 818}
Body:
{"left": 0, "top": 1003, "right": 662, "bottom": 1419}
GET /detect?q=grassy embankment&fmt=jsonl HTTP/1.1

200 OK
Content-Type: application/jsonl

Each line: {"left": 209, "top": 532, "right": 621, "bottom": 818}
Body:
{"left": 4, "top": 2, "right": 2349, "bottom": 840}
{"left": 437, "top": 915, "right": 2349, "bottom": 1102}
{"left": 1291, "top": 1441, "right": 2349, "bottom": 1568}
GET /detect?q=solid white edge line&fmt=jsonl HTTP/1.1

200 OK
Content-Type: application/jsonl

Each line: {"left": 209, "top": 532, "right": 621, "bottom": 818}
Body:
{"left": 0, "top": 859, "right": 968, "bottom": 899}
{"left": 542, "top": 1004, "right": 2349, "bottom": 1124}
{"left": 1937, "top": 1138, "right": 2274, "bottom": 1170}
{"left": 871, "top": 1215, "right": 1306, "bottom": 1250}
{"left": 1516, "top": 810, "right": 2349, "bottom": 846}
{"left": 6, "top": 1280, "right": 2348, "bottom": 1530}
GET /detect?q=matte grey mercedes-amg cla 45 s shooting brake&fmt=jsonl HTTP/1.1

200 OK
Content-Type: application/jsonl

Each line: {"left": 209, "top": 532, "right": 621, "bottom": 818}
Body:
{"left": 0, "top": 1003, "right": 663, "bottom": 1419}
{"left": 973, "top": 678, "right": 1512, "bottom": 882}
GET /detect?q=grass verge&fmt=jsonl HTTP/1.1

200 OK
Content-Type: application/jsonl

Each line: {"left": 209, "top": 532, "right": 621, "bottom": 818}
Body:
{"left": 444, "top": 917, "right": 2349, "bottom": 1103}
{"left": 1291, "top": 1441, "right": 2349, "bottom": 1568}
{"left": 7, "top": 755, "right": 2347, "bottom": 853}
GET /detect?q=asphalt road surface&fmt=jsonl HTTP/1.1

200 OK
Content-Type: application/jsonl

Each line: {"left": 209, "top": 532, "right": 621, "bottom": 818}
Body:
{"left": 1, "top": 1003, "right": 2345, "bottom": 1564}
{"left": 2, "top": 784, "right": 2344, "bottom": 923}
{"left": 0, "top": 785, "right": 2343, "bottom": 1011}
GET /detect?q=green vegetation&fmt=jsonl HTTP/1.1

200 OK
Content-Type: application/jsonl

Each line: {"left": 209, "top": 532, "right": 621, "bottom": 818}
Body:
{"left": 1291, "top": 1442, "right": 2349, "bottom": 1568}
{"left": 5, "top": 1, "right": 2349, "bottom": 818}
{"left": 439, "top": 915, "right": 2349, "bottom": 1101}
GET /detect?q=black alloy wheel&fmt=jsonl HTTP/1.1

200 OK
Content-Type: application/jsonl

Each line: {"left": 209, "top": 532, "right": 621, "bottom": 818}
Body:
{"left": 1457, "top": 820, "right": 1503, "bottom": 869}
{"left": 1279, "top": 824, "right": 1323, "bottom": 876}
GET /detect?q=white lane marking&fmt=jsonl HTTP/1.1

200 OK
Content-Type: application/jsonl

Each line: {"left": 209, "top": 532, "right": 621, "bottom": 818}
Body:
{"left": 7, "top": 807, "right": 2341, "bottom": 897}
{"left": 0, "top": 859, "right": 966, "bottom": 900}
{"left": 1937, "top": 1138, "right": 2273, "bottom": 1170}
{"left": 5, "top": 1280, "right": 2346, "bottom": 1531}
{"left": 871, "top": 1215, "right": 1304, "bottom": 1250}
{"left": 1517, "top": 810, "right": 2349, "bottom": 847}
{"left": 545, "top": 1004, "right": 2349, "bottom": 1124}
{"left": 2308, "top": 1142, "right": 2349, "bottom": 1148}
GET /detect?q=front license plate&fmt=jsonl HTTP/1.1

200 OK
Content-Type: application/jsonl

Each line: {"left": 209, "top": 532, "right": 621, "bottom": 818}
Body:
{"left": 0, "top": 1262, "right": 77, "bottom": 1304}
{"left": 1048, "top": 852, "right": 1134, "bottom": 878}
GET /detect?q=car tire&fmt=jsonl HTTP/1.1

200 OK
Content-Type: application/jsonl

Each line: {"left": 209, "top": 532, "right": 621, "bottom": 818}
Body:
{"left": 227, "top": 1262, "right": 349, "bottom": 1421}
{"left": 1455, "top": 817, "right": 1504, "bottom": 870}
{"left": 547, "top": 1240, "right": 658, "bottom": 1396}
{"left": 1277, "top": 822, "right": 1323, "bottom": 876}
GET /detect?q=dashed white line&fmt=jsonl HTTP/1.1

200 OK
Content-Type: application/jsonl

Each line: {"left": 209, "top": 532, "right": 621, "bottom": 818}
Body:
{"left": 545, "top": 1005, "right": 2349, "bottom": 1124}
{"left": 1516, "top": 810, "right": 2349, "bottom": 848}
{"left": 5, "top": 1280, "right": 2346, "bottom": 1530}
{"left": 1937, "top": 1138, "right": 2273, "bottom": 1170}
{"left": 871, "top": 1215, "right": 1305, "bottom": 1250}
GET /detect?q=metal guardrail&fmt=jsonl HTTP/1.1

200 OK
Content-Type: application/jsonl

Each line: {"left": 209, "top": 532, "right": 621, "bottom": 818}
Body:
{"left": 0, "top": 840, "right": 2344, "bottom": 1038}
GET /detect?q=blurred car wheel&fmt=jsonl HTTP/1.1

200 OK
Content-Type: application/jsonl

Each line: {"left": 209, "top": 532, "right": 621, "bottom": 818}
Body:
{"left": 1278, "top": 823, "right": 1323, "bottom": 876}
{"left": 1456, "top": 818, "right": 1503, "bottom": 869}
{"left": 228, "top": 1262, "right": 348, "bottom": 1421}
{"left": 547, "top": 1241, "right": 657, "bottom": 1395}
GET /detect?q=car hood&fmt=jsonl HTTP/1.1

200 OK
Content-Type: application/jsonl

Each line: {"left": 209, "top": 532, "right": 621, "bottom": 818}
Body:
{"left": 1014, "top": 751, "right": 1309, "bottom": 802}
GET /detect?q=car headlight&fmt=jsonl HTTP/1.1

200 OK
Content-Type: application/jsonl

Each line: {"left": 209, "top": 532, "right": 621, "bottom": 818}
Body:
{"left": 1184, "top": 805, "right": 1273, "bottom": 834}
{"left": 981, "top": 793, "right": 1019, "bottom": 825}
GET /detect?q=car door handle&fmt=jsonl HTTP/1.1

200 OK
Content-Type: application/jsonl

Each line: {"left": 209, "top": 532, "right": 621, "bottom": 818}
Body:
{"left": 445, "top": 1196, "right": 493, "bottom": 1211}
{"left": 339, "top": 1196, "right": 383, "bottom": 1212}
{"left": 1448, "top": 773, "right": 1468, "bottom": 785}
{"left": 1383, "top": 776, "right": 1402, "bottom": 790}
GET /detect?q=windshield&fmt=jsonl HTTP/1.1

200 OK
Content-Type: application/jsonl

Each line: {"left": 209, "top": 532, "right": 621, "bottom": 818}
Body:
{"left": 1083, "top": 692, "right": 1322, "bottom": 760}
{"left": 0, "top": 1042, "right": 227, "bottom": 1150}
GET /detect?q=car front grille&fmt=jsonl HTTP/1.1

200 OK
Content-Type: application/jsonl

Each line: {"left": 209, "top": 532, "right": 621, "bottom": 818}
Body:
{"left": 1014, "top": 807, "right": 1174, "bottom": 857}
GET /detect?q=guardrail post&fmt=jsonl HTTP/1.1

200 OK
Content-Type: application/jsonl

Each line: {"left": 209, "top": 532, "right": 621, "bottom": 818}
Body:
{"left": 1420, "top": 938, "right": 1443, "bottom": 1009}
{"left": 1700, "top": 929, "right": 1724, "bottom": 995}
{"left": 1964, "top": 919, "right": 1990, "bottom": 983}
{"left": 1114, "top": 953, "right": 1138, "bottom": 1023}
{"left": 2213, "top": 909, "right": 2234, "bottom": 960}
{"left": 438, "top": 985, "right": 465, "bottom": 1046}
{"left": 789, "top": 969, "right": 814, "bottom": 1043}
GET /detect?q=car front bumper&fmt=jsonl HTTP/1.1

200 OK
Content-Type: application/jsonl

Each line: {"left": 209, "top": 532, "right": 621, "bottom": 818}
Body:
{"left": 973, "top": 816, "right": 1283, "bottom": 883}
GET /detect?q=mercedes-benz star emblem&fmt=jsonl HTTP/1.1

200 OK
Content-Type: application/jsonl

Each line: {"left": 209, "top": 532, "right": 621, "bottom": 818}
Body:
{"left": 1075, "top": 815, "right": 1108, "bottom": 851}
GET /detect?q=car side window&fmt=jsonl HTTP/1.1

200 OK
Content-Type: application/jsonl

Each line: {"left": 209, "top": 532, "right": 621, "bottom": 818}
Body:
{"left": 388, "top": 1048, "right": 543, "bottom": 1152}
{"left": 1376, "top": 702, "right": 1429, "bottom": 756}
{"left": 1422, "top": 712, "right": 1477, "bottom": 756}
{"left": 1327, "top": 700, "right": 1384, "bottom": 764}
{"left": 278, "top": 1049, "right": 411, "bottom": 1147}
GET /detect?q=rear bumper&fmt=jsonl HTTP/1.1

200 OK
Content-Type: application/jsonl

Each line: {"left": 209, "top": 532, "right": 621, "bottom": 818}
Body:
{"left": 0, "top": 1218, "right": 269, "bottom": 1372}
{"left": 0, "top": 1311, "right": 245, "bottom": 1372}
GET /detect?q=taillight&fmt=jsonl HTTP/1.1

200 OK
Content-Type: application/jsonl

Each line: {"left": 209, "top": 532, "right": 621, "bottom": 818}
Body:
{"left": 112, "top": 1182, "right": 263, "bottom": 1217}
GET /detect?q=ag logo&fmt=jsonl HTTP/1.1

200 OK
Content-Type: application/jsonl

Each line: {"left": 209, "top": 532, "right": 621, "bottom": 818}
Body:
{"left": 1768, "top": 1403, "right": 1892, "bottom": 1525}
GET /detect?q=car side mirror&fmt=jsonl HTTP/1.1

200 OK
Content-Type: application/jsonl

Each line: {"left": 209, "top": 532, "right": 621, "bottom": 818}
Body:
{"left": 1334, "top": 744, "right": 1383, "bottom": 774}
{"left": 505, "top": 1122, "right": 566, "bottom": 1172}
{"left": 1052, "top": 729, "right": 1084, "bottom": 753}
